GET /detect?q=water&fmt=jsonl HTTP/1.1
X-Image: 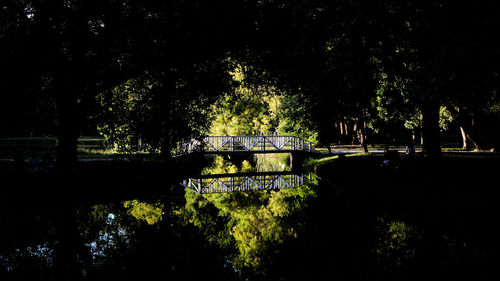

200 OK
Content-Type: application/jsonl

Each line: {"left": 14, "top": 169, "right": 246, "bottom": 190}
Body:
{"left": 1, "top": 155, "right": 498, "bottom": 280}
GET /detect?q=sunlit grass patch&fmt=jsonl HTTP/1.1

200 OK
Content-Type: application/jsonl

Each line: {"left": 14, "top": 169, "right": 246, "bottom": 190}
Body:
{"left": 304, "top": 152, "right": 375, "bottom": 168}
{"left": 77, "top": 147, "right": 117, "bottom": 155}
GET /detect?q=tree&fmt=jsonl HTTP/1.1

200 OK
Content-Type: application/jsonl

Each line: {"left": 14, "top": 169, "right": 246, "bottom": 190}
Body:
{"left": 249, "top": 1, "right": 384, "bottom": 152}
{"left": 1, "top": 0, "right": 259, "bottom": 167}
{"left": 247, "top": 1, "right": 500, "bottom": 157}
{"left": 209, "top": 64, "right": 282, "bottom": 136}
{"left": 374, "top": 1, "right": 500, "bottom": 155}
{"left": 97, "top": 61, "right": 232, "bottom": 156}
{"left": 182, "top": 182, "right": 317, "bottom": 277}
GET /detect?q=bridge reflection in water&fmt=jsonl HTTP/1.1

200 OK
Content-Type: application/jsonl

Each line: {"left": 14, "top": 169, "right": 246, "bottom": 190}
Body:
{"left": 181, "top": 171, "right": 312, "bottom": 194}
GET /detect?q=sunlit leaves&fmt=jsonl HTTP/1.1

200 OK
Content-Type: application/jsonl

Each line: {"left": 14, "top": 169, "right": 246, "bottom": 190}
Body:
{"left": 209, "top": 64, "right": 284, "bottom": 136}
{"left": 182, "top": 172, "right": 317, "bottom": 275}
{"left": 202, "top": 156, "right": 239, "bottom": 175}
{"left": 123, "top": 200, "right": 163, "bottom": 225}
{"left": 373, "top": 217, "right": 422, "bottom": 272}
{"left": 96, "top": 61, "right": 230, "bottom": 155}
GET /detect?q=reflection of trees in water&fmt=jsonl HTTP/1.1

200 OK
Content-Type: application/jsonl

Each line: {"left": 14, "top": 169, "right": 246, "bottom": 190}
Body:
{"left": 75, "top": 197, "right": 240, "bottom": 279}
{"left": 372, "top": 217, "right": 422, "bottom": 274}
{"left": 202, "top": 153, "right": 290, "bottom": 176}
{"left": 79, "top": 204, "right": 136, "bottom": 266}
{"left": 0, "top": 242, "right": 54, "bottom": 278}
{"left": 182, "top": 175, "right": 318, "bottom": 276}
{"left": 184, "top": 152, "right": 318, "bottom": 275}
{"left": 123, "top": 200, "right": 163, "bottom": 225}
{"left": 2, "top": 160, "right": 494, "bottom": 280}
{"left": 254, "top": 153, "right": 289, "bottom": 172}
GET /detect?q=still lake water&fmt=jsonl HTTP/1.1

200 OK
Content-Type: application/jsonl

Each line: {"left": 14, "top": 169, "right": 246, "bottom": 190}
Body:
{"left": 1, "top": 154, "right": 498, "bottom": 280}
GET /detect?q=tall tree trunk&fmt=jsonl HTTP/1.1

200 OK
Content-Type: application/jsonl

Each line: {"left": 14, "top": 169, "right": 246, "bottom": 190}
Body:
{"left": 421, "top": 103, "right": 441, "bottom": 158}
{"left": 57, "top": 124, "right": 78, "bottom": 170}
{"left": 459, "top": 126, "right": 481, "bottom": 151}
{"left": 54, "top": 203, "right": 80, "bottom": 281}
{"left": 55, "top": 84, "right": 79, "bottom": 172}
{"left": 359, "top": 127, "right": 368, "bottom": 153}
{"left": 351, "top": 121, "right": 358, "bottom": 144}
{"left": 160, "top": 134, "right": 174, "bottom": 159}
{"left": 460, "top": 127, "right": 468, "bottom": 149}
{"left": 54, "top": 201, "right": 93, "bottom": 281}
{"left": 419, "top": 114, "right": 424, "bottom": 146}
{"left": 446, "top": 105, "right": 482, "bottom": 151}
{"left": 340, "top": 121, "right": 349, "bottom": 144}
{"left": 358, "top": 116, "right": 368, "bottom": 153}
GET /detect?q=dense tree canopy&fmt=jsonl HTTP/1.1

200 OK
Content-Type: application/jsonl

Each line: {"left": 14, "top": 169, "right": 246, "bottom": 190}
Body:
{"left": 1, "top": 0, "right": 257, "bottom": 164}
{"left": 2, "top": 0, "right": 500, "bottom": 162}
{"left": 250, "top": 0, "right": 500, "bottom": 154}
{"left": 3, "top": 2, "right": 500, "bottom": 280}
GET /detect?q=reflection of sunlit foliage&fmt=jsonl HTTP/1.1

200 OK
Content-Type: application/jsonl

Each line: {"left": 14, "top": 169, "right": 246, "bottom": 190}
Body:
{"left": 0, "top": 242, "right": 54, "bottom": 276}
{"left": 123, "top": 200, "right": 163, "bottom": 225}
{"left": 82, "top": 200, "right": 164, "bottom": 265}
{"left": 231, "top": 189, "right": 307, "bottom": 268}
{"left": 182, "top": 174, "right": 318, "bottom": 276}
{"left": 86, "top": 213, "right": 132, "bottom": 264}
{"left": 240, "top": 160, "right": 254, "bottom": 173}
{"left": 373, "top": 217, "right": 422, "bottom": 272}
{"left": 78, "top": 204, "right": 135, "bottom": 266}
{"left": 254, "top": 153, "right": 289, "bottom": 172}
{"left": 202, "top": 155, "right": 239, "bottom": 175}
{"left": 202, "top": 154, "right": 289, "bottom": 176}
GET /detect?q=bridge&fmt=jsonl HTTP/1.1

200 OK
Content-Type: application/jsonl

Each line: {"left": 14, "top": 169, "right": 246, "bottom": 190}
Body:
{"left": 180, "top": 135, "right": 316, "bottom": 155}
{"left": 181, "top": 171, "right": 312, "bottom": 194}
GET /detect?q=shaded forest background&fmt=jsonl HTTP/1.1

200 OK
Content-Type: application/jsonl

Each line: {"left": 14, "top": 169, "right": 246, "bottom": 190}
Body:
{"left": 2, "top": 0, "right": 500, "bottom": 166}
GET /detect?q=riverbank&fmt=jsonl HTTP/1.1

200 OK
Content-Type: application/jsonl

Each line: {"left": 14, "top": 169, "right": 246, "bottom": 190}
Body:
{"left": 305, "top": 149, "right": 500, "bottom": 169}
{"left": 308, "top": 151, "right": 500, "bottom": 280}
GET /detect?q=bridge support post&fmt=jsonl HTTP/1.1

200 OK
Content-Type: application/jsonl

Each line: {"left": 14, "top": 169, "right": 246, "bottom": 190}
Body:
{"left": 289, "top": 151, "right": 308, "bottom": 171}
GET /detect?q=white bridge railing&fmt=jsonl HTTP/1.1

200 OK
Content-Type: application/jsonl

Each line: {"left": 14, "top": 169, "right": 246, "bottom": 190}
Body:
{"left": 181, "top": 172, "right": 312, "bottom": 194}
{"left": 181, "top": 135, "right": 313, "bottom": 154}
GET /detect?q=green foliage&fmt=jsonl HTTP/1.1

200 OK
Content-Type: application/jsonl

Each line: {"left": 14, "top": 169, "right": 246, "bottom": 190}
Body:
{"left": 375, "top": 73, "right": 415, "bottom": 127}
{"left": 208, "top": 64, "right": 319, "bottom": 145}
{"left": 438, "top": 106, "right": 454, "bottom": 131}
{"left": 202, "top": 155, "right": 239, "bottom": 175}
{"left": 97, "top": 65, "right": 228, "bottom": 155}
{"left": 254, "top": 153, "right": 289, "bottom": 172}
{"left": 304, "top": 152, "right": 374, "bottom": 169}
{"left": 202, "top": 154, "right": 289, "bottom": 176}
{"left": 209, "top": 65, "right": 283, "bottom": 136}
{"left": 96, "top": 78, "right": 153, "bottom": 153}
{"left": 375, "top": 75, "right": 455, "bottom": 132}
{"left": 77, "top": 204, "right": 137, "bottom": 263}
{"left": 230, "top": 193, "right": 295, "bottom": 267}
{"left": 276, "top": 95, "right": 319, "bottom": 144}
{"left": 373, "top": 217, "right": 422, "bottom": 272}
{"left": 240, "top": 160, "right": 254, "bottom": 173}
{"left": 123, "top": 200, "right": 163, "bottom": 225}
{"left": 400, "top": 106, "right": 454, "bottom": 131}
{"left": 181, "top": 178, "right": 318, "bottom": 275}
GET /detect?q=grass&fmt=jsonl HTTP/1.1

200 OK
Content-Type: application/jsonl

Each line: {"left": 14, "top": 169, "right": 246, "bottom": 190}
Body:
{"left": 305, "top": 148, "right": 499, "bottom": 169}
{"left": 304, "top": 152, "right": 374, "bottom": 169}
{"left": 77, "top": 148, "right": 156, "bottom": 160}
{"left": 77, "top": 148, "right": 118, "bottom": 158}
